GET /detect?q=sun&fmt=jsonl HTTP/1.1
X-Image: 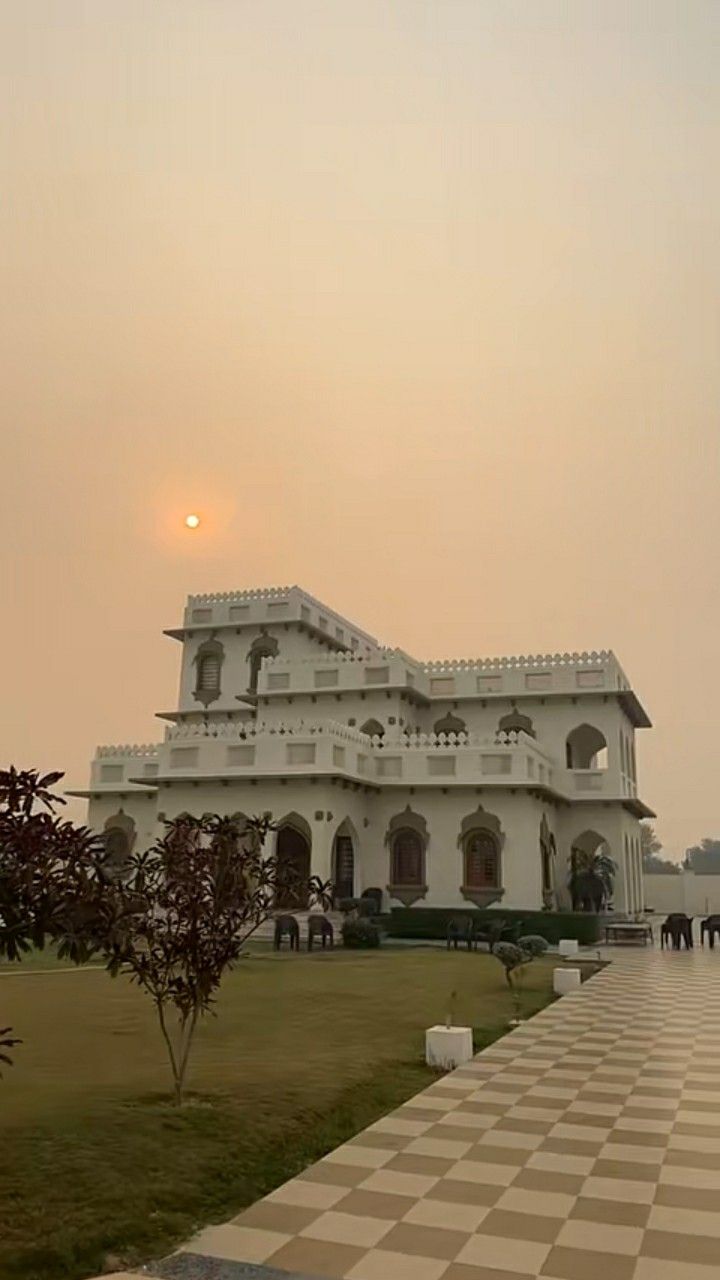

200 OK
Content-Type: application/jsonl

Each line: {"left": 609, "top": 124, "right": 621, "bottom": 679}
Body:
{"left": 184, "top": 514, "right": 201, "bottom": 530}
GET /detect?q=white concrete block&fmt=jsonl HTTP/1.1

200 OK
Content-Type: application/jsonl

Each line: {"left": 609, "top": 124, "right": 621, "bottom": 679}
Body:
{"left": 554, "top": 967, "right": 582, "bottom": 995}
{"left": 425, "top": 1025, "right": 474, "bottom": 1070}
{"left": 558, "top": 938, "right": 579, "bottom": 957}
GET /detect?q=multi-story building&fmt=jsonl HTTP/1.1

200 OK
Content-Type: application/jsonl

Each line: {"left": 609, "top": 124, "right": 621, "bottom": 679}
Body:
{"left": 71, "top": 586, "right": 654, "bottom": 914}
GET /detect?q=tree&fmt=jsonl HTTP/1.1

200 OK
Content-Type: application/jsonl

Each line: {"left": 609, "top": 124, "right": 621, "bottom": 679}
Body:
{"left": 568, "top": 847, "right": 617, "bottom": 912}
{"left": 0, "top": 767, "right": 109, "bottom": 1073}
{"left": 640, "top": 823, "right": 680, "bottom": 875}
{"left": 104, "top": 811, "right": 331, "bottom": 1104}
{"left": 684, "top": 838, "right": 720, "bottom": 875}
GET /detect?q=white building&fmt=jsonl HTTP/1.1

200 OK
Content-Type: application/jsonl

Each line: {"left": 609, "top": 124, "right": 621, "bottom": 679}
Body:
{"left": 71, "top": 586, "right": 654, "bottom": 915}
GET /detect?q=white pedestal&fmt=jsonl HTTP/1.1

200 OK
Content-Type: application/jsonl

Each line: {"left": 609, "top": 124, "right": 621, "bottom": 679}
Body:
{"left": 554, "top": 967, "right": 581, "bottom": 995}
{"left": 558, "top": 938, "right": 579, "bottom": 957}
{"left": 425, "top": 1025, "right": 474, "bottom": 1070}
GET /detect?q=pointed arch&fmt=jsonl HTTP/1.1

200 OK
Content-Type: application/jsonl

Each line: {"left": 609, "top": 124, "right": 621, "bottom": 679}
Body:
{"left": 102, "top": 810, "right": 136, "bottom": 879}
{"left": 275, "top": 811, "right": 312, "bottom": 909}
{"left": 193, "top": 637, "right": 225, "bottom": 706}
{"left": 566, "top": 723, "right": 608, "bottom": 769}
{"left": 247, "top": 629, "right": 280, "bottom": 694}
{"left": 332, "top": 817, "right": 359, "bottom": 902}
{"left": 385, "top": 806, "right": 428, "bottom": 906}
{"left": 457, "top": 804, "right": 505, "bottom": 907}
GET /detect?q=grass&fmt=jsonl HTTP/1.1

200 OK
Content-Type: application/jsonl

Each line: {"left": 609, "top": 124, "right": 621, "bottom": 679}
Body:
{"left": 0, "top": 947, "right": 556, "bottom": 1280}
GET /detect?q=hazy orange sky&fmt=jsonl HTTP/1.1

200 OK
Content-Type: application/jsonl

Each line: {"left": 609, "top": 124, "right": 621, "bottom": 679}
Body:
{"left": 2, "top": 2, "right": 719, "bottom": 857}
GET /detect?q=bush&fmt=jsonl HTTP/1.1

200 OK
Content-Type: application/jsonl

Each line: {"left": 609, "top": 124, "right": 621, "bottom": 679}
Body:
{"left": 338, "top": 897, "right": 378, "bottom": 918}
{"left": 387, "top": 907, "right": 600, "bottom": 946}
{"left": 341, "top": 918, "right": 381, "bottom": 949}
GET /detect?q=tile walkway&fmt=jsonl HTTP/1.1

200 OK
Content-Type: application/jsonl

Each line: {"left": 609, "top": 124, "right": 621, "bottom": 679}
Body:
{"left": 135, "top": 948, "right": 720, "bottom": 1279}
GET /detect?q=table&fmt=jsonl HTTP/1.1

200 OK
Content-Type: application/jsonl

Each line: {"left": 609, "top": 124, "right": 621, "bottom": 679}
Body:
{"left": 604, "top": 922, "right": 654, "bottom": 946}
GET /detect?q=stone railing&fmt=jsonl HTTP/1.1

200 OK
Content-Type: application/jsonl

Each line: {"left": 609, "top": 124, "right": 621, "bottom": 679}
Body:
{"left": 166, "top": 719, "right": 371, "bottom": 746}
{"left": 423, "top": 650, "right": 614, "bottom": 672}
{"left": 96, "top": 743, "right": 159, "bottom": 758}
{"left": 188, "top": 586, "right": 294, "bottom": 605}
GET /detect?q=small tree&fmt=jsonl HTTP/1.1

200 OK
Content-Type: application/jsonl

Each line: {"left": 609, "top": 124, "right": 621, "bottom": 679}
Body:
{"left": 641, "top": 823, "right": 679, "bottom": 875}
{"left": 104, "top": 811, "right": 331, "bottom": 1104}
{"left": 0, "top": 767, "right": 109, "bottom": 1074}
{"left": 493, "top": 935, "right": 548, "bottom": 1023}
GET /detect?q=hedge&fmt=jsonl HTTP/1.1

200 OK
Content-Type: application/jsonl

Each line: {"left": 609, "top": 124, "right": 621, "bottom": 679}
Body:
{"left": 387, "top": 907, "right": 601, "bottom": 946}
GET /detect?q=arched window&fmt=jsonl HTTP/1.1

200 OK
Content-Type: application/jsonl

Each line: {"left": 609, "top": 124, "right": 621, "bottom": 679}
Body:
{"left": 566, "top": 724, "right": 608, "bottom": 770}
{"left": 193, "top": 638, "right": 224, "bottom": 706}
{"left": 463, "top": 831, "right": 500, "bottom": 889}
{"left": 360, "top": 718, "right": 384, "bottom": 738}
{"left": 198, "top": 653, "right": 220, "bottom": 692}
{"left": 247, "top": 631, "right": 280, "bottom": 694}
{"left": 433, "top": 712, "right": 467, "bottom": 736}
{"left": 391, "top": 829, "right": 424, "bottom": 886}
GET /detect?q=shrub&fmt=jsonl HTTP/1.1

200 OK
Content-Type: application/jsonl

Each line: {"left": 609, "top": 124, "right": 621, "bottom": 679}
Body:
{"left": 341, "top": 918, "right": 381, "bottom": 949}
{"left": 388, "top": 907, "right": 600, "bottom": 945}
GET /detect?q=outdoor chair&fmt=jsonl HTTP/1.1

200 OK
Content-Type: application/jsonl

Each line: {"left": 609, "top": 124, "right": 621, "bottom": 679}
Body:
{"left": 470, "top": 918, "right": 507, "bottom": 953}
{"left": 701, "top": 915, "right": 720, "bottom": 949}
{"left": 446, "top": 917, "right": 473, "bottom": 950}
{"left": 273, "top": 914, "right": 300, "bottom": 951}
{"left": 661, "top": 913, "right": 693, "bottom": 950}
{"left": 307, "top": 915, "right": 334, "bottom": 951}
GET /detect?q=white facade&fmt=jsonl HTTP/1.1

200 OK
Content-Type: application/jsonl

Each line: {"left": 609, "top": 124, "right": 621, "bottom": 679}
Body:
{"left": 71, "top": 585, "right": 654, "bottom": 915}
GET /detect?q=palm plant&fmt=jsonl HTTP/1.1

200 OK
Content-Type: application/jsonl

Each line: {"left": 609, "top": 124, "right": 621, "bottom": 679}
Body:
{"left": 569, "top": 847, "right": 617, "bottom": 912}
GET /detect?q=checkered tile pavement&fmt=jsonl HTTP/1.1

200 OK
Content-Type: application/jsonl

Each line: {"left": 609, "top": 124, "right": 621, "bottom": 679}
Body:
{"left": 148, "top": 949, "right": 720, "bottom": 1280}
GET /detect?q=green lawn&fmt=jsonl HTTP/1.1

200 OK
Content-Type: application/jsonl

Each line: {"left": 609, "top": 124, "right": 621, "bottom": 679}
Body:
{"left": 0, "top": 947, "right": 556, "bottom": 1280}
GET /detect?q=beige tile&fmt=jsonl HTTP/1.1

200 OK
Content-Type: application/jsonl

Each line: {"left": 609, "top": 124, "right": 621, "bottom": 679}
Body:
{"left": 634, "top": 1258, "right": 720, "bottom": 1280}
{"left": 580, "top": 1175, "right": 655, "bottom": 1205}
{"left": 268, "top": 1178, "right": 349, "bottom": 1209}
{"left": 648, "top": 1203, "right": 720, "bottom": 1238}
{"left": 556, "top": 1218, "right": 643, "bottom": 1255}
{"left": 266, "top": 1235, "right": 365, "bottom": 1277}
{"left": 403, "top": 1195, "right": 491, "bottom": 1233}
{"left": 301, "top": 1208, "right": 392, "bottom": 1248}
{"left": 368, "top": 1115, "right": 431, "bottom": 1137}
{"left": 345, "top": 1246, "right": 450, "bottom": 1280}
{"left": 496, "top": 1187, "right": 576, "bottom": 1219}
{"left": 477, "top": 1128, "right": 544, "bottom": 1151}
{"left": 456, "top": 1230, "right": 551, "bottom": 1273}
{"left": 183, "top": 1223, "right": 290, "bottom": 1263}
{"left": 359, "top": 1168, "right": 440, "bottom": 1198}
{"left": 527, "top": 1150, "right": 595, "bottom": 1176}
{"left": 444, "top": 1159, "right": 519, "bottom": 1187}
{"left": 324, "top": 1144, "right": 395, "bottom": 1169}
{"left": 442, "top": 1263, "right": 536, "bottom": 1280}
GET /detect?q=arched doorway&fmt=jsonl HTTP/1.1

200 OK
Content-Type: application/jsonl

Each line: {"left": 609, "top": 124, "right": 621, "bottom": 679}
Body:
{"left": 276, "top": 820, "right": 312, "bottom": 909}
{"left": 332, "top": 821, "right": 356, "bottom": 902}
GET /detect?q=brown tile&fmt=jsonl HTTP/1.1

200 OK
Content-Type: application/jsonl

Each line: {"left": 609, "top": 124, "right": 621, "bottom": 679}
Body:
{"left": 265, "top": 1234, "right": 365, "bottom": 1277}
{"left": 570, "top": 1196, "right": 650, "bottom": 1228}
{"left": 673, "top": 1121, "right": 720, "bottom": 1138}
{"left": 653, "top": 1183, "right": 720, "bottom": 1213}
{"left": 642, "top": 1230, "right": 720, "bottom": 1267}
{"left": 425, "top": 1178, "right": 504, "bottom": 1208}
{"left": 480, "top": 1208, "right": 564, "bottom": 1244}
{"left": 560, "top": 1111, "right": 618, "bottom": 1129}
{"left": 333, "top": 1188, "right": 416, "bottom": 1220}
{"left": 622, "top": 1107, "right": 677, "bottom": 1122}
{"left": 378, "top": 1220, "right": 471, "bottom": 1259}
{"left": 494, "top": 1117, "right": 554, "bottom": 1136}
{"left": 299, "top": 1161, "right": 369, "bottom": 1188}
{"left": 664, "top": 1148, "right": 720, "bottom": 1171}
{"left": 513, "top": 1167, "right": 586, "bottom": 1196}
{"left": 590, "top": 1159, "right": 659, "bottom": 1182}
{"left": 232, "top": 1200, "right": 319, "bottom": 1234}
{"left": 383, "top": 1153, "right": 455, "bottom": 1178}
{"left": 540, "top": 1245, "right": 637, "bottom": 1279}
{"left": 605, "top": 1128, "right": 667, "bottom": 1148}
